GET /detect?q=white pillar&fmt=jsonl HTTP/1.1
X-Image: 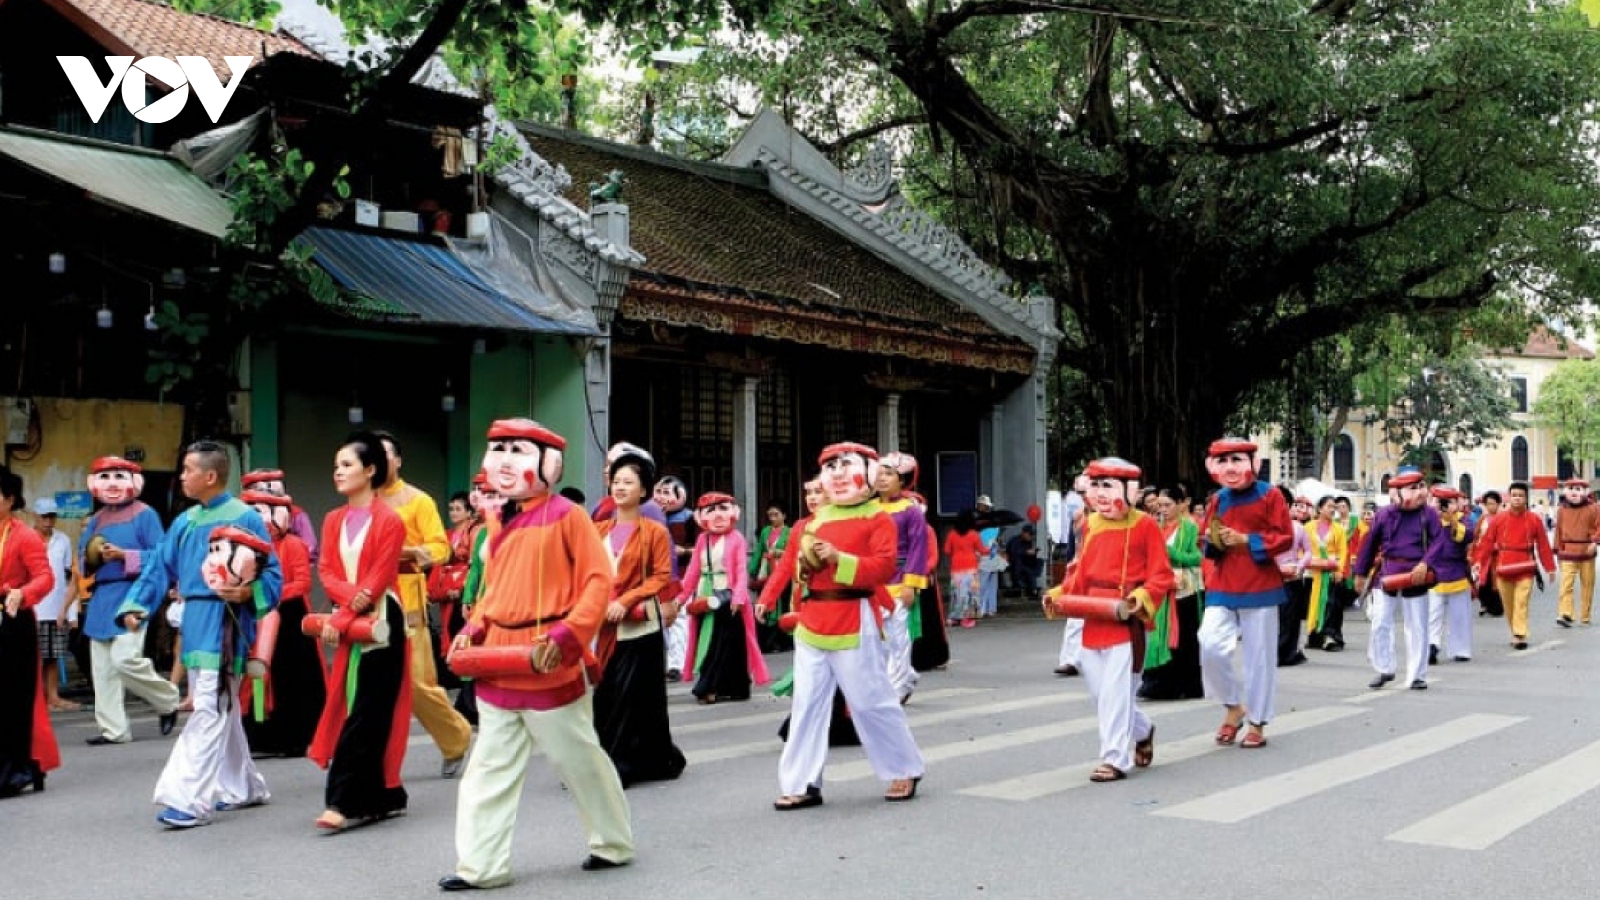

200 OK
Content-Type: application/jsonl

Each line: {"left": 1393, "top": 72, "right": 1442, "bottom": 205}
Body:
{"left": 877, "top": 392, "right": 901, "bottom": 454}
{"left": 732, "top": 375, "right": 760, "bottom": 542}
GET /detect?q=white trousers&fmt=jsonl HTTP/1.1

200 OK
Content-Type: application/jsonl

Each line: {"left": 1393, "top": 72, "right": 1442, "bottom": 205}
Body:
{"left": 1368, "top": 590, "right": 1429, "bottom": 683}
{"left": 1058, "top": 618, "right": 1084, "bottom": 667}
{"left": 884, "top": 603, "right": 918, "bottom": 699}
{"left": 778, "top": 603, "right": 924, "bottom": 795}
{"left": 1428, "top": 588, "right": 1474, "bottom": 660}
{"left": 1078, "top": 642, "right": 1152, "bottom": 772}
{"left": 1198, "top": 605, "right": 1278, "bottom": 726}
{"left": 91, "top": 629, "right": 180, "bottom": 743}
{"left": 453, "top": 695, "right": 633, "bottom": 888}
{"left": 153, "top": 670, "right": 268, "bottom": 821}
{"left": 664, "top": 614, "right": 687, "bottom": 674}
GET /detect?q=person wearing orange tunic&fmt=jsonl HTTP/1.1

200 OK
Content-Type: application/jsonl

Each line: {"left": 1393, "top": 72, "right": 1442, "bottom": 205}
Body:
{"left": 1552, "top": 476, "right": 1600, "bottom": 627}
{"left": 1046, "top": 458, "right": 1173, "bottom": 782}
{"left": 439, "top": 419, "right": 632, "bottom": 891}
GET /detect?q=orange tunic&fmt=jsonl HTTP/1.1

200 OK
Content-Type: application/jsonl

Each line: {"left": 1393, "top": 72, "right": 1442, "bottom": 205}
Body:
{"left": 594, "top": 517, "right": 674, "bottom": 670}
{"left": 468, "top": 495, "right": 612, "bottom": 708}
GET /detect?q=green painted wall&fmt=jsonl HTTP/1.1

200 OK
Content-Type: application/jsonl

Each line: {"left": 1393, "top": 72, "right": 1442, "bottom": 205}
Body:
{"left": 531, "top": 336, "right": 590, "bottom": 490}
{"left": 248, "top": 337, "right": 280, "bottom": 468}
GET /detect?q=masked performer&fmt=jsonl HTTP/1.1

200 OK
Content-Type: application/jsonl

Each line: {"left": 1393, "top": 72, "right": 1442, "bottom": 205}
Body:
{"left": 679, "top": 493, "right": 770, "bottom": 703}
{"left": 772, "top": 443, "right": 924, "bottom": 810}
{"left": 0, "top": 467, "right": 58, "bottom": 797}
{"left": 593, "top": 447, "right": 686, "bottom": 787}
{"left": 1199, "top": 438, "right": 1292, "bottom": 749}
{"left": 241, "top": 469, "right": 319, "bottom": 563}
{"left": 876, "top": 452, "right": 928, "bottom": 703}
{"left": 309, "top": 432, "right": 411, "bottom": 831}
{"left": 1426, "top": 486, "right": 1476, "bottom": 663}
{"left": 81, "top": 456, "right": 180, "bottom": 745}
{"left": 118, "top": 441, "right": 279, "bottom": 828}
{"left": 439, "top": 420, "right": 632, "bottom": 891}
{"left": 654, "top": 475, "right": 693, "bottom": 680}
{"left": 1045, "top": 458, "right": 1172, "bottom": 781}
{"left": 1553, "top": 477, "right": 1600, "bottom": 628}
{"left": 1352, "top": 467, "right": 1441, "bottom": 690}
{"left": 240, "top": 490, "right": 325, "bottom": 758}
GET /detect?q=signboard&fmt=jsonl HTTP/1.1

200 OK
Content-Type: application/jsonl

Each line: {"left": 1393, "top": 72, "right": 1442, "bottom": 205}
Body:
{"left": 52, "top": 491, "right": 94, "bottom": 520}
{"left": 1045, "top": 490, "right": 1065, "bottom": 546}
{"left": 935, "top": 451, "right": 978, "bottom": 518}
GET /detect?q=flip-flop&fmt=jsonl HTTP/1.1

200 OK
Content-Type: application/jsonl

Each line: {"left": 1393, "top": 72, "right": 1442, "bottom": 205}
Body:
{"left": 1240, "top": 730, "right": 1268, "bottom": 749}
{"left": 1089, "top": 764, "right": 1126, "bottom": 783}
{"left": 884, "top": 776, "right": 922, "bottom": 802}
{"left": 1215, "top": 720, "right": 1242, "bottom": 745}
{"left": 1134, "top": 726, "right": 1155, "bottom": 767}
{"left": 773, "top": 791, "right": 823, "bottom": 811}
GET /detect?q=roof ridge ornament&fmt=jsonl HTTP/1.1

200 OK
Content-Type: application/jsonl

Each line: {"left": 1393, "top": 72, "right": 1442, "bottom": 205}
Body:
{"left": 843, "top": 142, "right": 894, "bottom": 199}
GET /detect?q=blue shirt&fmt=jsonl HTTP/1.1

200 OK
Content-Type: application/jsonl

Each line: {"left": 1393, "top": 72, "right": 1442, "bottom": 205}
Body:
{"left": 80, "top": 501, "right": 166, "bottom": 641}
{"left": 119, "top": 493, "right": 281, "bottom": 671}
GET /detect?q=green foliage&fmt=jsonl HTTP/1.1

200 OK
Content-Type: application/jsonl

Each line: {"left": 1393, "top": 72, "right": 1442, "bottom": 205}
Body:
{"left": 1532, "top": 358, "right": 1600, "bottom": 461}
{"left": 1370, "top": 354, "right": 1518, "bottom": 467}
{"left": 170, "top": 0, "right": 282, "bottom": 29}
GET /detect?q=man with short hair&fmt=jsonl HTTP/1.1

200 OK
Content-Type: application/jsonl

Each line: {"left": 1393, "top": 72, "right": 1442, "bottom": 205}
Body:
{"left": 118, "top": 441, "right": 280, "bottom": 828}
{"left": 32, "top": 498, "right": 78, "bottom": 712}
{"left": 374, "top": 431, "right": 473, "bottom": 778}
{"left": 1473, "top": 482, "right": 1555, "bottom": 650}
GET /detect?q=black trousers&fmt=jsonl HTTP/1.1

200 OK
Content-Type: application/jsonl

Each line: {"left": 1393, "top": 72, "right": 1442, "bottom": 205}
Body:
{"left": 1278, "top": 579, "right": 1309, "bottom": 662}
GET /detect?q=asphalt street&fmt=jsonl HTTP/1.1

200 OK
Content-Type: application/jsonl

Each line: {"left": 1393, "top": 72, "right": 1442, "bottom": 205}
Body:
{"left": 5, "top": 585, "right": 1598, "bottom": 900}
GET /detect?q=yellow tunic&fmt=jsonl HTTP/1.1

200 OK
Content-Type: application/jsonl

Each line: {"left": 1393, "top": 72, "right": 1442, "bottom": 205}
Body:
{"left": 379, "top": 478, "right": 451, "bottom": 619}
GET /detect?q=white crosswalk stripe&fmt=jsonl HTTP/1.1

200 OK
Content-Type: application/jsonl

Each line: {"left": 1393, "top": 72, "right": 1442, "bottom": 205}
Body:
{"left": 961, "top": 703, "right": 1364, "bottom": 801}
{"left": 1152, "top": 713, "right": 1525, "bottom": 824}
{"left": 673, "top": 688, "right": 989, "bottom": 736}
{"left": 1386, "top": 738, "right": 1600, "bottom": 850}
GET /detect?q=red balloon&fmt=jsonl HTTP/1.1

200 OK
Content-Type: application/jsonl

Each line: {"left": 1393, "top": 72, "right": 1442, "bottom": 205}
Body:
{"left": 1026, "top": 504, "right": 1043, "bottom": 523}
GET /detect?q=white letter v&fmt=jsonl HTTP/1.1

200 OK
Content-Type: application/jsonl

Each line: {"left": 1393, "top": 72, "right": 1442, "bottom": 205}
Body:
{"left": 57, "top": 56, "right": 134, "bottom": 124}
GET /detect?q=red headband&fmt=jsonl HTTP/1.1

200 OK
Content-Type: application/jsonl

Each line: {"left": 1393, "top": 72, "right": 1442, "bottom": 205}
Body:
{"left": 208, "top": 525, "right": 273, "bottom": 558}
{"left": 1085, "top": 457, "right": 1141, "bottom": 481}
{"left": 241, "top": 469, "right": 284, "bottom": 487}
{"left": 696, "top": 491, "right": 735, "bottom": 510}
{"left": 818, "top": 442, "right": 878, "bottom": 466}
{"left": 1206, "top": 438, "right": 1257, "bottom": 457}
{"left": 91, "top": 456, "right": 141, "bottom": 474}
{"left": 487, "top": 418, "right": 566, "bottom": 450}
{"left": 1563, "top": 478, "right": 1590, "bottom": 488}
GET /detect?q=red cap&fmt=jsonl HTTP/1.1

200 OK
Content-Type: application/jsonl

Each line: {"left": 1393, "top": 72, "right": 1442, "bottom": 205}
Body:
{"left": 1563, "top": 477, "right": 1590, "bottom": 488}
{"left": 208, "top": 525, "right": 273, "bottom": 558}
{"left": 1389, "top": 470, "right": 1425, "bottom": 488}
{"left": 90, "top": 456, "right": 141, "bottom": 474}
{"left": 241, "top": 490, "right": 291, "bottom": 507}
{"left": 818, "top": 442, "right": 878, "bottom": 466}
{"left": 241, "top": 469, "right": 284, "bottom": 487}
{"left": 472, "top": 470, "right": 488, "bottom": 487}
{"left": 1207, "top": 438, "right": 1257, "bottom": 457}
{"left": 696, "top": 491, "right": 736, "bottom": 510}
{"left": 1430, "top": 486, "right": 1463, "bottom": 501}
{"left": 1085, "top": 457, "right": 1141, "bottom": 481}
{"left": 487, "top": 418, "right": 566, "bottom": 450}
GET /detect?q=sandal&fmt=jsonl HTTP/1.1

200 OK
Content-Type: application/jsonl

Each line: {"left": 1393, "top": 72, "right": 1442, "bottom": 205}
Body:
{"left": 1089, "top": 764, "right": 1126, "bottom": 783}
{"left": 1240, "top": 729, "right": 1268, "bottom": 749}
{"left": 884, "top": 776, "right": 922, "bottom": 802}
{"left": 1215, "top": 719, "right": 1243, "bottom": 745}
{"left": 315, "top": 811, "right": 348, "bottom": 833}
{"left": 1134, "top": 726, "right": 1155, "bottom": 768}
{"left": 773, "top": 789, "right": 823, "bottom": 811}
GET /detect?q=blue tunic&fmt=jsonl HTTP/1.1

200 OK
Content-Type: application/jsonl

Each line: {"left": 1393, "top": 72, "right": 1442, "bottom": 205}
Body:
{"left": 118, "top": 493, "right": 281, "bottom": 672}
{"left": 80, "top": 501, "right": 167, "bottom": 641}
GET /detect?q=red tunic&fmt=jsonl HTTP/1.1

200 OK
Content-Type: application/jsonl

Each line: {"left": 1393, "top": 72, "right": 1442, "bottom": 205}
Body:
{"left": 309, "top": 503, "right": 411, "bottom": 789}
{"left": 1472, "top": 509, "right": 1555, "bottom": 582}
{"left": 787, "top": 501, "right": 899, "bottom": 651}
{"left": 0, "top": 519, "right": 60, "bottom": 773}
{"left": 1061, "top": 511, "right": 1174, "bottom": 650}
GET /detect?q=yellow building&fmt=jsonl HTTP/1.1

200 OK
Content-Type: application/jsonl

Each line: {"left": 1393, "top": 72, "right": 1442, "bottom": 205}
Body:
{"left": 1258, "top": 329, "right": 1594, "bottom": 505}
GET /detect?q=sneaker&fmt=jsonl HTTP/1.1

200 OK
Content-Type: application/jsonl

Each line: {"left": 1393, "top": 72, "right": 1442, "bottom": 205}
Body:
{"left": 1409, "top": 679, "right": 1428, "bottom": 690}
{"left": 156, "top": 807, "right": 208, "bottom": 829}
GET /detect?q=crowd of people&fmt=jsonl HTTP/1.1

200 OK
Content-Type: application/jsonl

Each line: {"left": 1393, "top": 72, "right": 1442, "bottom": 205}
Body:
{"left": 1, "top": 425, "right": 1589, "bottom": 887}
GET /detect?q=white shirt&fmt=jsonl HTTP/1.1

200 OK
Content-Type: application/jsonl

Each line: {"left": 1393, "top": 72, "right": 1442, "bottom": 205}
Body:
{"left": 35, "top": 530, "right": 75, "bottom": 622}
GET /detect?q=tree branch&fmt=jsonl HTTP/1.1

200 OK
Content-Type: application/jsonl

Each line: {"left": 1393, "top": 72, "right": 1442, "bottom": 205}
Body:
{"left": 813, "top": 114, "right": 929, "bottom": 154}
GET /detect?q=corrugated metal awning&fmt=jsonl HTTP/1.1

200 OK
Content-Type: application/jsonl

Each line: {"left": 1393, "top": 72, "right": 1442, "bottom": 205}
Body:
{"left": 0, "top": 125, "right": 233, "bottom": 238}
{"left": 295, "top": 226, "right": 595, "bottom": 335}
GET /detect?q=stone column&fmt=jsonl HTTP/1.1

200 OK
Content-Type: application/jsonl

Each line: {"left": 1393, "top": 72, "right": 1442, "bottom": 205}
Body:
{"left": 732, "top": 375, "right": 760, "bottom": 542}
{"left": 877, "top": 392, "right": 901, "bottom": 454}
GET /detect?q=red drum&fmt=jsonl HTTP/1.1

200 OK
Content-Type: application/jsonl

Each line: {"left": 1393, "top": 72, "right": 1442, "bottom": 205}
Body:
{"left": 301, "top": 612, "right": 390, "bottom": 645}
{"left": 685, "top": 597, "right": 712, "bottom": 616}
{"left": 1381, "top": 572, "right": 1437, "bottom": 593}
{"left": 447, "top": 645, "right": 537, "bottom": 679}
{"left": 246, "top": 610, "right": 279, "bottom": 678}
{"left": 1046, "top": 594, "right": 1126, "bottom": 622}
{"left": 778, "top": 612, "right": 800, "bottom": 633}
{"left": 1304, "top": 558, "right": 1339, "bottom": 572}
{"left": 1495, "top": 560, "right": 1538, "bottom": 579}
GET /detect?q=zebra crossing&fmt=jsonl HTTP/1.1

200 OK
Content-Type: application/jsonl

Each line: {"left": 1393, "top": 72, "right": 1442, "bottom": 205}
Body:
{"left": 658, "top": 653, "right": 1600, "bottom": 854}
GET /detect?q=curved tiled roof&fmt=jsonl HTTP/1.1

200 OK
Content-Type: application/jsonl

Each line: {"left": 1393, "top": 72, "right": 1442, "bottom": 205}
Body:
{"left": 42, "top": 0, "right": 315, "bottom": 78}
{"left": 521, "top": 127, "right": 1023, "bottom": 345}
